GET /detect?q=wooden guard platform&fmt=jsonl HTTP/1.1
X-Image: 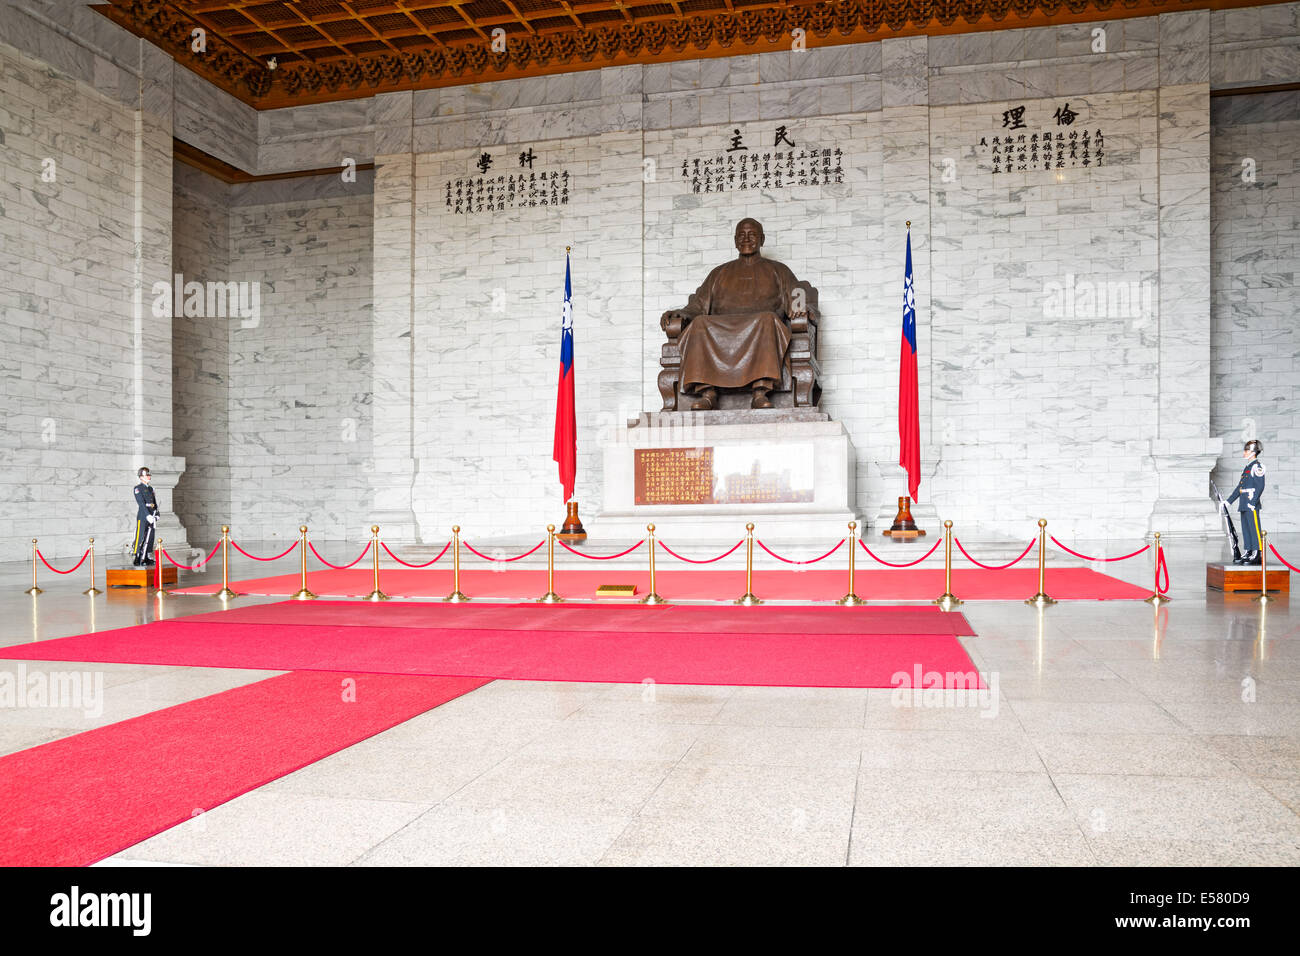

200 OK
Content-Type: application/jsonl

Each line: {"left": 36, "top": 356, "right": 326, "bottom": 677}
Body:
{"left": 1206, "top": 563, "right": 1289, "bottom": 593}
{"left": 106, "top": 566, "right": 178, "bottom": 589}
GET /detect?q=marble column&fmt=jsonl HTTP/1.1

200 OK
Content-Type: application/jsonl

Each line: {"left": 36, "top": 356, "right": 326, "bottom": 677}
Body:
{"left": 136, "top": 39, "right": 189, "bottom": 550}
{"left": 368, "top": 92, "right": 421, "bottom": 540}
{"left": 1148, "top": 11, "right": 1223, "bottom": 536}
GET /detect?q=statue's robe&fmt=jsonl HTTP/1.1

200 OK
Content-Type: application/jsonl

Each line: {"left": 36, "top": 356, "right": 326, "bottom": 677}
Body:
{"left": 676, "top": 254, "right": 804, "bottom": 393}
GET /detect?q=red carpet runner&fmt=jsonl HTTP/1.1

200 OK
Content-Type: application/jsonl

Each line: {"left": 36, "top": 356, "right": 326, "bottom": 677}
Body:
{"left": 174, "top": 600, "right": 977, "bottom": 635}
{"left": 0, "top": 604, "right": 983, "bottom": 689}
{"left": 171, "top": 566, "right": 1149, "bottom": 601}
{"left": 0, "top": 671, "right": 488, "bottom": 867}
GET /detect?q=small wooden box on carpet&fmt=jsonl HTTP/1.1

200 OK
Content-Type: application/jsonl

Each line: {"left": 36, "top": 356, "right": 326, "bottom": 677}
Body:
{"left": 1205, "top": 563, "right": 1288, "bottom": 593}
{"left": 106, "top": 566, "right": 177, "bottom": 588}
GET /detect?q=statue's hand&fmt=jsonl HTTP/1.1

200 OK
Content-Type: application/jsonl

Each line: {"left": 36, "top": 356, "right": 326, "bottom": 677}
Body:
{"left": 660, "top": 310, "right": 690, "bottom": 337}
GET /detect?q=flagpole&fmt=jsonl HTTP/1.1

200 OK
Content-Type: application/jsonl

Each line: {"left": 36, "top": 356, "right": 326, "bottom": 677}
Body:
{"left": 555, "top": 245, "right": 587, "bottom": 542}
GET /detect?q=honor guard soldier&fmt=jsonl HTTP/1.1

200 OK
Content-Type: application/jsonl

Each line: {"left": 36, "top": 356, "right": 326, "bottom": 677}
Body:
{"left": 131, "top": 467, "right": 159, "bottom": 566}
{"left": 1227, "top": 440, "right": 1266, "bottom": 566}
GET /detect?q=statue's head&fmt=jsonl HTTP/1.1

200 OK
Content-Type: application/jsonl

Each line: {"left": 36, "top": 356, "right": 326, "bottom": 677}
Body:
{"left": 734, "top": 218, "right": 764, "bottom": 256}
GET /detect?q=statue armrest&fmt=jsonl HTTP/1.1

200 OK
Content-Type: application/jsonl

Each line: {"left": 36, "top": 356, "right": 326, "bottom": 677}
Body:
{"left": 660, "top": 312, "right": 687, "bottom": 339}
{"left": 788, "top": 281, "right": 818, "bottom": 334}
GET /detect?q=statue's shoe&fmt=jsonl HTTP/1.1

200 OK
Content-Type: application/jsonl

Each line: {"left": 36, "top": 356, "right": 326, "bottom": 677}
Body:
{"left": 751, "top": 392, "right": 774, "bottom": 409}
{"left": 690, "top": 389, "right": 717, "bottom": 411}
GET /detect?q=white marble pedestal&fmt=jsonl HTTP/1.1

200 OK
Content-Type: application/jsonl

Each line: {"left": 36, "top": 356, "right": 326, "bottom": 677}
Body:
{"left": 596, "top": 410, "right": 859, "bottom": 541}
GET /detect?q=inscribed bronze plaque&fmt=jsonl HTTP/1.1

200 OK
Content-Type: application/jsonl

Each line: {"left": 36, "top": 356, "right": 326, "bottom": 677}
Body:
{"left": 633, "top": 444, "right": 815, "bottom": 506}
{"left": 635, "top": 448, "right": 714, "bottom": 505}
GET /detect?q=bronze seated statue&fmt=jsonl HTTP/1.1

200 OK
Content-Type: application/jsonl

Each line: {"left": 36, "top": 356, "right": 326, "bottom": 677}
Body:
{"left": 658, "top": 218, "right": 822, "bottom": 411}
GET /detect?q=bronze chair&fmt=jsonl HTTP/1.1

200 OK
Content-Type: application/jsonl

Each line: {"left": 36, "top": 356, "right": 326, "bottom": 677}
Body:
{"left": 656, "top": 281, "right": 822, "bottom": 411}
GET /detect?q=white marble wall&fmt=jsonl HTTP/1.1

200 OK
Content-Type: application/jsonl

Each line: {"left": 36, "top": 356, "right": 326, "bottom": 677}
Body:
{"left": 171, "top": 163, "right": 232, "bottom": 544}
{"left": 1210, "top": 90, "right": 1300, "bottom": 530}
{"left": 407, "top": 130, "right": 644, "bottom": 538}
{"left": 0, "top": 34, "right": 182, "bottom": 564}
{"left": 928, "top": 88, "right": 1162, "bottom": 537}
{"left": 224, "top": 175, "right": 376, "bottom": 543}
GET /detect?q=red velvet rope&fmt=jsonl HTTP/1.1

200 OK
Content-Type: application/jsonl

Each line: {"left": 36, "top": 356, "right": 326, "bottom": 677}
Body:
{"left": 381, "top": 541, "right": 451, "bottom": 568}
{"left": 755, "top": 539, "right": 844, "bottom": 564}
{"left": 308, "top": 540, "right": 371, "bottom": 570}
{"left": 230, "top": 539, "right": 299, "bottom": 562}
{"left": 1269, "top": 544, "right": 1300, "bottom": 574}
{"left": 658, "top": 539, "right": 745, "bottom": 564}
{"left": 1050, "top": 536, "right": 1150, "bottom": 562}
{"left": 859, "top": 537, "right": 943, "bottom": 568}
{"left": 161, "top": 540, "right": 221, "bottom": 570}
{"left": 35, "top": 549, "right": 89, "bottom": 575}
{"left": 955, "top": 538, "right": 1037, "bottom": 571}
{"left": 1156, "top": 547, "right": 1170, "bottom": 594}
{"left": 463, "top": 540, "right": 546, "bottom": 562}
{"left": 162, "top": 540, "right": 222, "bottom": 570}
{"left": 557, "top": 539, "right": 645, "bottom": 560}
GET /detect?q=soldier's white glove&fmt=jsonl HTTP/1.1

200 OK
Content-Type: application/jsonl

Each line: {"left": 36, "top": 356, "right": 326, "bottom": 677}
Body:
{"left": 147, "top": 514, "right": 158, "bottom": 525}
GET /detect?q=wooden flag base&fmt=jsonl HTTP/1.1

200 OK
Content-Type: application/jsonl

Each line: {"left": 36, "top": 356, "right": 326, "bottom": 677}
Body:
{"left": 882, "top": 496, "right": 926, "bottom": 538}
{"left": 557, "top": 500, "right": 587, "bottom": 542}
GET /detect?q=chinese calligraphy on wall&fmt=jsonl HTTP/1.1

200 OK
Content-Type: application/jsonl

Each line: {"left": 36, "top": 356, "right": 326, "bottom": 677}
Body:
{"left": 975, "top": 102, "right": 1106, "bottom": 173}
{"left": 443, "top": 146, "right": 572, "bottom": 215}
{"left": 679, "top": 126, "right": 845, "bottom": 194}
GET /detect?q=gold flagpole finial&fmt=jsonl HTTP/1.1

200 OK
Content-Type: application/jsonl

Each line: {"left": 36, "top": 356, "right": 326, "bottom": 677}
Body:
{"left": 906, "top": 220, "right": 911, "bottom": 228}
{"left": 566, "top": 245, "right": 571, "bottom": 253}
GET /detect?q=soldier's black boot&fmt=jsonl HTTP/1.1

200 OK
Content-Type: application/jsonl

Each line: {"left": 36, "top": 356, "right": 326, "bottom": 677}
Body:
{"left": 1244, "top": 551, "right": 1261, "bottom": 566}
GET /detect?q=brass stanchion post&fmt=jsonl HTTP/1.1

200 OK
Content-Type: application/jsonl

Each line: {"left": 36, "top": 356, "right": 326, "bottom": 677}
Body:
{"left": 1025, "top": 518, "right": 1056, "bottom": 607}
{"left": 215, "top": 525, "right": 238, "bottom": 601}
{"left": 538, "top": 524, "right": 563, "bottom": 604}
{"left": 641, "top": 524, "right": 668, "bottom": 605}
{"left": 444, "top": 525, "right": 469, "bottom": 602}
{"left": 291, "top": 525, "right": 317, "bottom": 601}
{"left": 735, "top": 523, "right": 761, "bottom": 605}
{"left": 152, "top": 533, "right": 168, "bottom": 598}
{"left": 83, "top": 537, "right": 102, "bottom": 595}
{"left": 25, "top": 539, "right": 41, "bottom": 595}
{"left": 365, "top": 525, "right": 390, "bottom": 602}
{"left": 1144, "top": 531, "right": 1171, "bottom": 606}
{"left": 1257, "top": 530, "right": 1274, "bottom": 605}
{"left": 837, "top": 522, "right": 865, "bottom": 606}
{"left": 934, "top": 520, "right": 962, "bottom": 610}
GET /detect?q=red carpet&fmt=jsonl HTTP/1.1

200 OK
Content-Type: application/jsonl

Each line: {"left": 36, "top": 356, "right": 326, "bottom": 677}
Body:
{"left": 174, "top": 600, "right": 976, "bottom": 635}
{"left": 0, "top": 671, "right": 488, "bottom": 867}
{"left": 0, "top": 606, "right": 983, "bottom": 689}
{"left": 170, "top": 566, "right": 1149, "bottom": 601}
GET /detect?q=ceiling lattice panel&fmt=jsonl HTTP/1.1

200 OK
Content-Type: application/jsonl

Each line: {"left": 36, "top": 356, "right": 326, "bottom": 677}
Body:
{"left": 92, "top": 0, "right": 1230, "bottom": 108}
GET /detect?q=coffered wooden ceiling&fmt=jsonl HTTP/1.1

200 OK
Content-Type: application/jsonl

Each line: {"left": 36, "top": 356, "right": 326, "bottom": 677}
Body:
{"left": 93, "top": 0, "right": 1278, "bottom": 108}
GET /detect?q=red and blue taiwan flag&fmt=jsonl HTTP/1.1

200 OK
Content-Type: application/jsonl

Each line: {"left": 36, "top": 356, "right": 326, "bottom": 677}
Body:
{"left": 899, "top": 226, "right": 921, "bottom": 502}
{"left": 552, "top": 251, "right": 577, "bottom": 502}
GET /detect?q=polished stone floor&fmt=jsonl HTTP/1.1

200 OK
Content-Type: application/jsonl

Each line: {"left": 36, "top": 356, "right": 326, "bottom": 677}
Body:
{"left": 1, "top": 535, "right": 1296, "bottom": 866}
